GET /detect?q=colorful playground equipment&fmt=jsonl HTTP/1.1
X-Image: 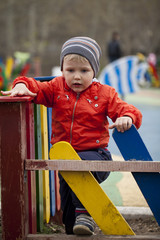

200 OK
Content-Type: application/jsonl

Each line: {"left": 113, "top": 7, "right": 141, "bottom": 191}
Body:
{"left": 98, "top": 54, "right": 160, "bottom": 95}
{"left": 0, "top": 77, "right": 160, "bottom": 239}
{"left": 50, "top": 141, "right": 134, "bottom": 236}
{"left": 113, "top": 125, "right": 160, "bottom": 226}
{"left": 0, "top": 52, "right": 31, "bottom": 93}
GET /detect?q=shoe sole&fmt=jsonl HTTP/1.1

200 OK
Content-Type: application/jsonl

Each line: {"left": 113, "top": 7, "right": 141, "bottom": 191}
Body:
{"left": 73, "top": 224, "right": 93, "bottom": 235}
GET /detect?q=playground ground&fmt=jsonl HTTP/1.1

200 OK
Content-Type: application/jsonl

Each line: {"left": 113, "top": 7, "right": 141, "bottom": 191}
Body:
{"left": 101, "top": 87, "right": 160, "bottom": 208}
{"left": 44, "top": 216, "right": 160, "bottom": 235}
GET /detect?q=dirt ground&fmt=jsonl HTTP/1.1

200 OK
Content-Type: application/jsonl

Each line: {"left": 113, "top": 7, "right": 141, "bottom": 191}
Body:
{"left": 127, "top": 217, "right": 160, "bottom": 235}
{"left": 44, "top": 216, "right": 160, "bottom": 236}
{"left": 1, "top": 215, "right": 159, "bottom": 236}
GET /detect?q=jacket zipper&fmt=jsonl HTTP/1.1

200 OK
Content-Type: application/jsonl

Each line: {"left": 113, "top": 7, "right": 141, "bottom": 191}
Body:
{"left": 70, "top": 93, "right": 80, "bottom": 144}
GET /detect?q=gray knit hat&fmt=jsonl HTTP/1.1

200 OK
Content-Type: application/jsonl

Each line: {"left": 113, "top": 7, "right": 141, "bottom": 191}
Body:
{"left": 60, "top": 36, "right": 102, "bottom": 77}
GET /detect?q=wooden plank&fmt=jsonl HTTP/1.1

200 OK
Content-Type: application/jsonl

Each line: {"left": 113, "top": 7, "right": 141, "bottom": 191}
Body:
{"left": 27, "top": 234, "right": 160, "bottom": 240}
{"left": 40, "top": 105, "right": 50, "bottom": 223}
{"left": 26, "top": 102, "right": 37, "bottom": 233}
{"left": 49, "top": 141, "right": 134, "bottom": 235}
{"left": 0, "top": 96, "right": 32, "bottom": 102}
{"left": 34, "top": 104, "right": 44, "bottom": 232}
{"left": 55, "top": 170, "right": 61, "bottom": 211}
{"left": 25, "top": 160, "right": 160, "bottom": 172}
{"left": 47, "top": 107, "right": 56, "bottom": 217}
{"left": 0, "top": 99, "right": 29, "bottom": 239}
{"left": 112, "top": 125, "right": 160, "bottom": 226}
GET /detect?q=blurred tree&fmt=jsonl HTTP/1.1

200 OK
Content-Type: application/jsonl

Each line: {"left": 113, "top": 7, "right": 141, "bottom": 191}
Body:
{"left": 0, "top": 0, "right": 159, "bottom": 75}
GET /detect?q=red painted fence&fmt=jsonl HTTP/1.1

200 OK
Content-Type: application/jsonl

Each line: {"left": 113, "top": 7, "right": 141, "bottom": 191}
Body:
{"left": 0, "top": 97, "right": 33, "bottom": 239}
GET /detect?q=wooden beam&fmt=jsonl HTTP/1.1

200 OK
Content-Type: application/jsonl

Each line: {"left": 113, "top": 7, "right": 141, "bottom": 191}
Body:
{"left": 0, "top": 96, "right": 33, "bottom": 102}
{"left": 26, "top": 102, "right": 37, "bottom": 233}
{"left": 0, "top": 98, "right": 29, "bottom": 239}
{"left": 25, "top": 159, "right": 160, "bottom": 172}
{"left": 27, "top": 233, "right": 160, "bottom": 240}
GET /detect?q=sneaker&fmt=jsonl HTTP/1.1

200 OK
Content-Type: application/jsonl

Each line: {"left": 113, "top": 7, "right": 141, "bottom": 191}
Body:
{"left": 73, "top": 214, "right": 95, "bottom": 235}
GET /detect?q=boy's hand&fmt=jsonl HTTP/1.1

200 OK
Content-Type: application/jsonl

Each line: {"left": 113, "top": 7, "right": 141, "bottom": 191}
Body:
{"left": 1, "top": 83, "right": 37, "bottom": 97}
{"left": 109, "top": 116, "right": 132, "bottom": 132}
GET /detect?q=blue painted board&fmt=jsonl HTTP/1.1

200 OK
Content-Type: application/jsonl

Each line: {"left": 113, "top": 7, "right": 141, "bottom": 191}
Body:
{"left": 112, "top": 125, "right": 160, "bottom": 225}
{"left": 34, "top": 76, "right": 55, "bottom": 82}
{"left": 47, "top": 107, "right": 56, "bottom": 216}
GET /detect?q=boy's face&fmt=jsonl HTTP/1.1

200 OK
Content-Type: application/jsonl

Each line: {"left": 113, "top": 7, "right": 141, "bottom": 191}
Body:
{"left": 62, "top": 57, "right": 94, "bottom": 93}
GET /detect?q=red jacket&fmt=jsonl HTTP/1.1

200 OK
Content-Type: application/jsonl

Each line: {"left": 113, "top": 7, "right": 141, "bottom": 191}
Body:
{"left": 13, "top": 76, "right": 142, "bottom": 151}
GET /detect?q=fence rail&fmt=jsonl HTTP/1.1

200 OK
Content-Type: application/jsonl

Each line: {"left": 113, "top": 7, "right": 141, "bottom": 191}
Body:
{"left": 25, "top": 159, "right": 160, "bottom": 172}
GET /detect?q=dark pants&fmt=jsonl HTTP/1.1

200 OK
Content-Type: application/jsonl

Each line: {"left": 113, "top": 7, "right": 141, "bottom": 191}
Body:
{"left": 59, "top": 148, "right": 112, "bottom": 233}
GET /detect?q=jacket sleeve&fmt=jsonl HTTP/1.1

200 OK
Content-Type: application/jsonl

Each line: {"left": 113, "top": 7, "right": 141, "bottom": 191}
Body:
{"left": 106, "top": 87, "right": 142, "bottom": 129}
{"left": 12, "top": 76, "right": 57, "bottom": 107}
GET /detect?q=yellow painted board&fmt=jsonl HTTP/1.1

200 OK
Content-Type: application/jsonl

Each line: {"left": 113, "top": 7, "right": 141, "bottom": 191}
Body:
{"left": 49, "top": 141, "right": 135, "bottom": 236}
{"left": 40, "top": 105, "right": 50, "bottom": 223}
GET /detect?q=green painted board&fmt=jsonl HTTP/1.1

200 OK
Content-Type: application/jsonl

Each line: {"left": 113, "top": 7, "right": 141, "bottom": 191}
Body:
{"left": 34, "top": 104, "right": 44, "bottom": 232}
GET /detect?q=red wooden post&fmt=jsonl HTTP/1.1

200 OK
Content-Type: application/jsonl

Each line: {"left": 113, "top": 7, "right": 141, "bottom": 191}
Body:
{"left": 0, "top": 96, "right": 32, "bottom": 239}
{"left": 26, "top": 102, "right": 37, "bottom": 233}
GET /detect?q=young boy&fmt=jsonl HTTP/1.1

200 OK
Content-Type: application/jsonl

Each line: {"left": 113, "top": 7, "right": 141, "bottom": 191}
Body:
{"left": 1, "top": 36, "right": 142, "bottom": 235}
